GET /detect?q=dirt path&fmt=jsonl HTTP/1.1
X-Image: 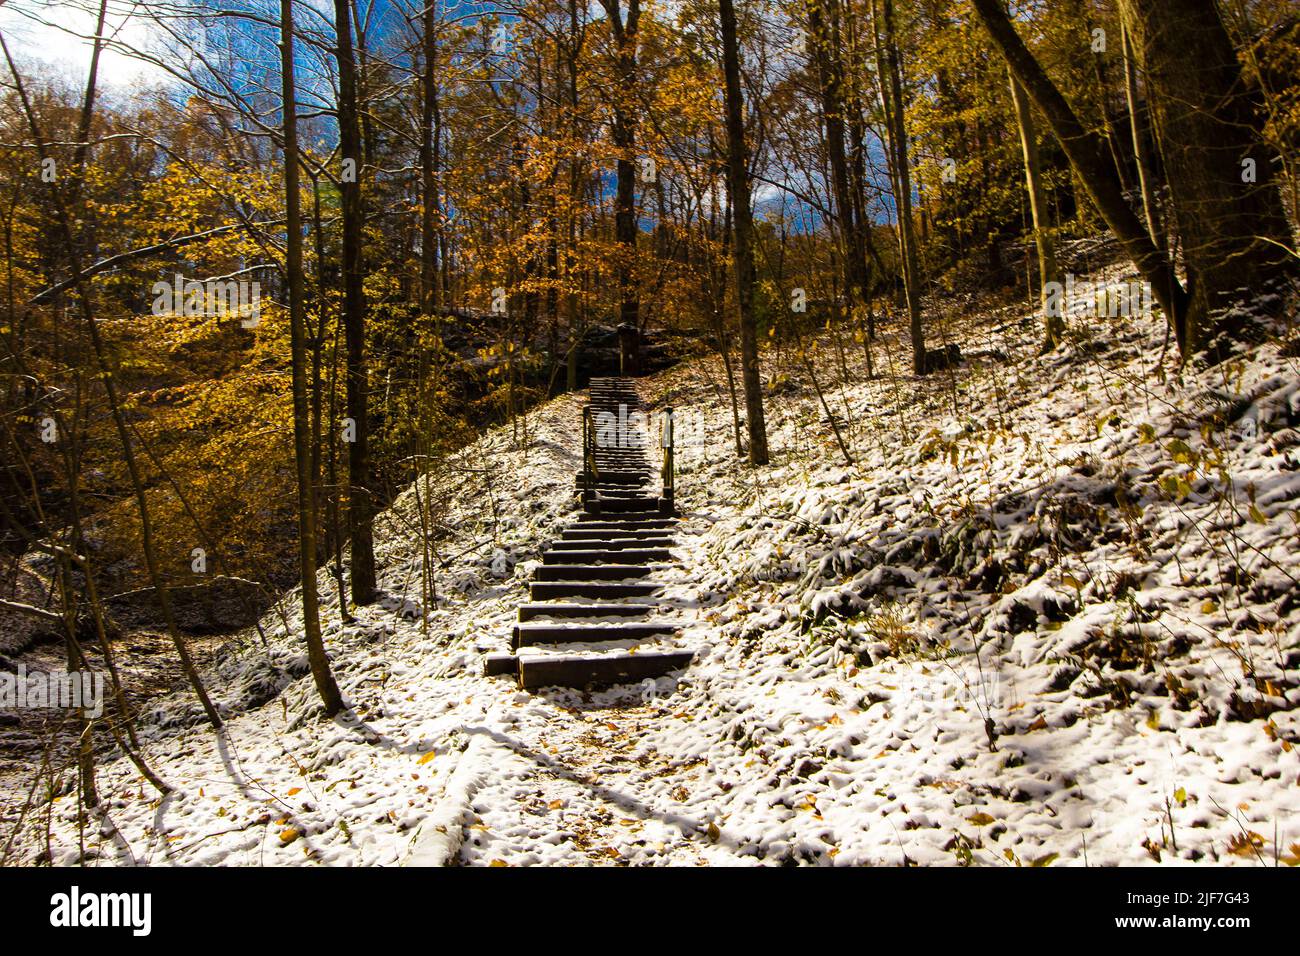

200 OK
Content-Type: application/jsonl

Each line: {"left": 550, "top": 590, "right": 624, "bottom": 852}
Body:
{"left": 456, "top": 686, "right": 745, "bottom": 866}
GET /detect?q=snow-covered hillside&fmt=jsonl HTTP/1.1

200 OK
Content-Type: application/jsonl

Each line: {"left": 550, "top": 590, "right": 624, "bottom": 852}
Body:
{"left": 4, "top": 272, "right": 1299, "bottom": 867}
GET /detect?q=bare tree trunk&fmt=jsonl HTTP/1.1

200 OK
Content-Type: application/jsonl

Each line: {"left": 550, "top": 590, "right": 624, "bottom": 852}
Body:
{"left": 334, "top": 0, "right": 376, "bottom": 604}
{"left": 1008, "top": 70, "right": 1062, "bottom": 348}
{"left": 806, "top": 0, "right": 872, "bottom": 349}
{"left": 872, "top": 0, "right": 925, "bottom": 373}
{"left": 563, "top": 0, "right": 584, "bottom": 391}
{"left": 599, "top": 0, "right": 641, "bottom": 367}
{"left": 718, "top": 0, "right": 768, "bottom": 465}
{"left": 970, "top": 0, "right": 1189, "bottom": 346}
{"left": 420, "top": 0, "right": 441, "bottom": 315}
{"left": 1118, "top": 0, "right": 1293, "bottom": 347}
{"left": 284, "top": 0, "right": 345, "bottom": 717}
{"left": 1121, "top": 19, "right": 1163, "bottom": 249}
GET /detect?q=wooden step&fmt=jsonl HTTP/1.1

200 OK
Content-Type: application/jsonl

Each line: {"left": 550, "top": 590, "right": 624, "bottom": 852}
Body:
{"left": 517, "top": 602, "right": 656, "bottom": 621}
{"left": 533, "top": 563, "right": 655, "bottom": 581}
{"left": 529, "top": 581, "right": 661, "bottom": 599}
{"left": 582, "top": 501, "right": 661, "bottom": 514}
{"left": 511, "top": 621, "right": 679, "bottom": 648}
{"left": 579, "top": 513, "right": 671, "bottom": 524}
{"left": 483, "top": 653, "right": 519, "bottom": 677}
{"left": 575, "top": 488, "right": 653, "bottom": 500}
{"left": 518, "top": 651, "right": 694, "bottom": 690}
{"left": 543, "top": 548, "right": 672, "bottom": 565}
{"left": 567, "top": 519, "right": 675, "bottom": 532}
{"left": 550, "top": 537, "right": 673, "bottom": 550}
{"left": 574, "top": 471, "right": 650, "bottom": 485}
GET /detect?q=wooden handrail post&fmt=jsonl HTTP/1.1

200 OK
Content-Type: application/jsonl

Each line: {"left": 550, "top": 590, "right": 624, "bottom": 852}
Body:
{"left": 661, "top": 406, "right": 674, "bottom": 514}
{"left": 582, "top": 404, "right": 594, "bottom": 505}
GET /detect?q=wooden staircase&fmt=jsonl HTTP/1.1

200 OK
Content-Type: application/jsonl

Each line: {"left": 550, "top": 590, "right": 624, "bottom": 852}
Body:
{"left": 484, "top": 377, "right": 692, "bottom": 690}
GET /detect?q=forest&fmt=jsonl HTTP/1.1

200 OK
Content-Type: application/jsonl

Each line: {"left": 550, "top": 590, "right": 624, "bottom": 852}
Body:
{"left": 0, "top": 0, "right": 1298, "bottom": 872}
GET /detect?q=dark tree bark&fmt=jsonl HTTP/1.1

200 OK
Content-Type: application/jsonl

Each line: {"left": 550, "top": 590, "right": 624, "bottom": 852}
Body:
{"left": 419, "top": 0, "right": 442, "bottom": 315}
{"left": 970, "top": 0, "right": 1189, "bottom": 346}
{"left": 806, "top": 0, "right": 872, "bottom": 345}
{"left": 565, "top": 0, "right": 586, "bottom": 392}
{"left": 872, "top": 0, "right": 925, "bottom": 373}
{"left": 1118, "top": 0, "right": 1293, "bottom": 344}
{"left": 333, "top": 0, "right": 376, "bottom": 604}
{"left": 1008, "top": 70, "right": 1062, "bottom": 347}
{"left": 718, "top": 0, "right": 768, "bottom": 464}
{"left": 285, "top": 0, "right": 345, "bottom": 716}
{"left": 599, "top": 0, "right": 641, "bottom": 364}
{"left": 1121, "top": 19, "right": 1164, "bottom": 251}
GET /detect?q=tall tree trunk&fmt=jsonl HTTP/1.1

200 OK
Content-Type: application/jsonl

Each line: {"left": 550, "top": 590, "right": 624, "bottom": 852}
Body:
{"left": 1008, "top": 70, "right": 1062, "bottom": 348}
{"left": 873, "top": 0, "right": 925, "bottom": 373}
{"left": 600, "top": 0, "right": 641, "bottom": 369}
{"left": 1121, "top": 19, "right": 1163, "bottom": 249}
{"left": 334, "top": 0, "right": 376, "bottom": 604}
{"left": 970, "top": 0, "right": 1190, "bottom": 347}
{"left": 565, "top": 0, "right": 584, "bottom": 392}
{"left": 284, "top": 0, "right": 345, "bottom": 716}
{"left": 1118, "top": 0, "right": 1293, "bottom": 346}
{"left": 718, "top": 0, "right": 768, "bottom": 465}
{"left": 419, "top": 0, "right": 441, "bottom": 315}
{"left": 806, "top": 0, "right": 871, "bottom": 344}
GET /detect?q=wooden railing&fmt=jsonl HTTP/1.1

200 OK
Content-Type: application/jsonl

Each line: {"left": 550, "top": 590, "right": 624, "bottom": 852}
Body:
{"left": 581, "top": 404, "right": 598, "bottom": 505}
{"left": 660, "top": 406, "right": 674, "bottom": 513}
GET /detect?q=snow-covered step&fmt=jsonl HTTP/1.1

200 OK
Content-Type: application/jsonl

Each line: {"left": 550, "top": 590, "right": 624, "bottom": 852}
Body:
{"left": 576, "top": 511, "right": 669, "bottom": 523}
{"left": 517, "top": 602, "right": 657, "bottom": 621}
{"left": 533, "top": 563, "right": 656, "bottom": 581}
{"left": 511, "top": 621, "right": 679, "bottom": 648}
{"left": 529, "top": 581, "right": 661, "bottom": 599}
{"left": 542, "top": 548, "right": 672, "bottom": 565}
{"left": 576, "top": 490, "right": 655, "bottom": 502}
{"left": 586, "top": 498, "right": 660, "bottom": 513}
{"left": 573, "top": 471, "right": 651, "bottom": 485}
{"left": 517, "top": 650, "right": 694, "bottom": 690}
{"left": 561, "top": 526, "right": 674, "bottom": 539}
{"left": 549, "top": 537, "right": 674, "bottom": 550}
{"left": 483, "top": 653, "right": 519, "bottom": 677}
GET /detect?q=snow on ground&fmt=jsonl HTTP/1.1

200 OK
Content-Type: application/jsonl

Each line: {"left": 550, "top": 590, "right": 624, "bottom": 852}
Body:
{"left": 3, "top": 267, "right": 1299, "bottom": 866}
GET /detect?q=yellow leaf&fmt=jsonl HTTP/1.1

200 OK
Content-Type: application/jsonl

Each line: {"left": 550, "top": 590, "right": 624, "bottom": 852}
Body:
{"left": 279, "top": 828, "right": 300, "bottom": 845}
{"left": 418, "top": 751, "right": 437, "bottom": 765}
{"left": 967, "top": 812, "right": 996, "bottom": 826}
{"left": 1226, "top": 832, "right": 1265, "bottom": 857}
